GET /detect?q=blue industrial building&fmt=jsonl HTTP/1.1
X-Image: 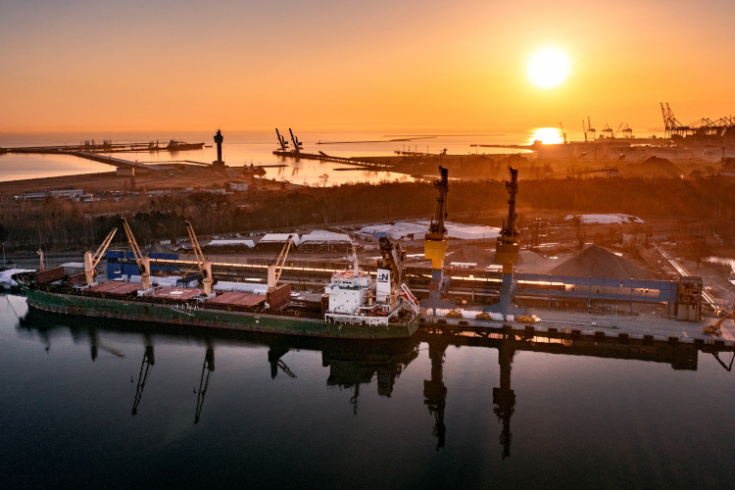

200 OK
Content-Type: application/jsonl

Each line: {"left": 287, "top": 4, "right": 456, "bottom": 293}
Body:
{"left": 106, "top": 251, "right": 179, "bottom": 279}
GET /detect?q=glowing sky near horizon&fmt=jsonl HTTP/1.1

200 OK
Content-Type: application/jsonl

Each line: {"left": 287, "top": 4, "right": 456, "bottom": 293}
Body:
{"left": 2, "top": 0, "right": 735, "bottom": 133}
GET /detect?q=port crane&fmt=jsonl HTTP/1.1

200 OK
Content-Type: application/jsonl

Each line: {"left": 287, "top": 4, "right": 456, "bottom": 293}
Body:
{"left": 289, "top": 128, "right": 303, "bottom": 153}
{"left": 121, "top": 218, "right": 150, "bottom": 290}
{"left": 614, "top": 122, "right": 624, "bottom": 138}
{"left": 267, "top": 235, "right": 294, "bottom": 290}
{"left": 185, "top": 221, "right": 213, "bottom": 295}
{"left": 84, "top": 227, "right": 117, "bottom": 285}
{"left": 423, "top": 166, "right": 450, "bottom": 308}
{"left": 587, "top": 117, "right": 596, "bottom": 141}
{"left": 275, "top": 129, "right": 290, "bottom": 151}
{"left": 621, "top": 123, "right": 633, "bottom": 139}
{"left": 600, "top": 123, "right": 614, "bottom": 139}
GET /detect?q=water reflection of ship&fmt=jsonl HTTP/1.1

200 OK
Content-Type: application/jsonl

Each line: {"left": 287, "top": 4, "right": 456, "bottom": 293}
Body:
{"left": 19, "top": 308, "right": 721, "bottom": 456}
{"left": 19, "top": 308, "right": 420, "bottom": 422}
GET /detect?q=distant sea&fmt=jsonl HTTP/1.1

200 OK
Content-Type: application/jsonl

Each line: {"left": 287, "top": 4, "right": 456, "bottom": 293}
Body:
{"left": 0, "top": 130, "right": 538, "bottom": 186}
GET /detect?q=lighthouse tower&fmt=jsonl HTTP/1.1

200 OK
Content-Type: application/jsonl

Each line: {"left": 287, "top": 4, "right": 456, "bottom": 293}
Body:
{"left": 212, "top": 130, "right": 225, "bottom": 172}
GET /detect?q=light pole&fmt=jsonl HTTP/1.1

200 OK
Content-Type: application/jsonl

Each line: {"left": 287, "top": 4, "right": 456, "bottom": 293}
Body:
{"left": 2, "top": 242, "right": 5, "bottom": 269}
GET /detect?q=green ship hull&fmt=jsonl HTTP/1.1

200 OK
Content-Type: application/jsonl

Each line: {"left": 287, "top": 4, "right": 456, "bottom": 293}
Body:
{"left": 24, "top": 287, "right": 419, "bottom": 339}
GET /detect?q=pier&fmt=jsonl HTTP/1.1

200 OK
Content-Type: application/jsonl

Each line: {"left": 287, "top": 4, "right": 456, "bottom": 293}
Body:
{"left": 273, "top": 150, "right": 395, "bottom": 170}
{"left": 71, "top": 152, "right": 163, "bottom": 171}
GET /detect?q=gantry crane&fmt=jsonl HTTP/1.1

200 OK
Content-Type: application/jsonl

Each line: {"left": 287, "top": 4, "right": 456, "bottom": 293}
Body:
{"left": 621, "top": 123, "right": 633, "bottom": 139}
{"left": 268, "top": 235, "right": 294, "bottom": 290}
{"left": 185, "top": 221, "right": 213, "bottom": 295}
{"left": 423, "top": 166, "right": 450, "bottom": 307}
{"left": 600, "top": 123, "right": 614, "bottom": 139}
{"left": 84, "top": 227, "right": 117, "bottom": 285}
{"left": 121, "top": 218, "right": 151, "bottom": 290}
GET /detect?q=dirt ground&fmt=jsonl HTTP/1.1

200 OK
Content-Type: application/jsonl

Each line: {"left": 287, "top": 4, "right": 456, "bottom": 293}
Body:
{"left": 0, "top": 167, "right": 288, "bottom": 199}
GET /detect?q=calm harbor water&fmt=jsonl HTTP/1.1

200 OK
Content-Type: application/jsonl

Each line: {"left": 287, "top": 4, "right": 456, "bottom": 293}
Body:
{"left": 0, "top": 131, "right": 533, "bottom": 186}
{"left": 2, "top": 294, "right": 734, "bottom": 489}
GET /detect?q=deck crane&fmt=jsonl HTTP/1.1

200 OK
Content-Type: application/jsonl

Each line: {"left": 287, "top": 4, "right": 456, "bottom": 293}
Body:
{"left": 275, "top": 129, "right": 290, "bottom": 151}
{"left": 185, "top": 221, "right": 213, "bottom": 295}
{"left": 268, "top": 235, "right": 294, "bottom": 290}
{"left": 121, "top": 218, "right": 151, "bottom": 290}
{"left": 84, "top": 227, "right": 117, "bottom": 285}
{"left": 289, "top": 129, "right": 303, "bottom": 153}
{"left": 423, "top": 166, "right": 450, "bottom": 307}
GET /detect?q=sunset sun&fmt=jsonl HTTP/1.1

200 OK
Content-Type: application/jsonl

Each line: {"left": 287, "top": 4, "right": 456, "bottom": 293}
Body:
{"left": 528, "top": 48, "right": 571, "bottom": 88}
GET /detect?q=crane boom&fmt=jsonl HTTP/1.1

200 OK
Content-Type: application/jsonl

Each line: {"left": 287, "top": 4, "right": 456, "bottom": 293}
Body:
{"left": 704, "top": 310, "right": 735, "bottom": 334}
{"left": 84, "top": 227, "right": 118, "bottom": 285}
{"left": 268, "top": 235, "right": 294, "bottom": 289}
{"left": 185, "top": 221, "right": 213, "bottom": 295}
{"left": 121, "top": 218, "right": 150, "bottom": 290}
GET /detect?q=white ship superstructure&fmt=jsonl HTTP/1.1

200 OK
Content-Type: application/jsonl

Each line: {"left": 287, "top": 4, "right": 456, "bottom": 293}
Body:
{"left": 324, "top": 245, "right": 419, "bottom": 326}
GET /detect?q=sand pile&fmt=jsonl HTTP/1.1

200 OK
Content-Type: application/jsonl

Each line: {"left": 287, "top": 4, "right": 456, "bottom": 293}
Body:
{"left": 549, "top": 245, "right": 649, "bottom": 279}
{"left": 446, "top": 245, "right": 493, "bottom": 267}
{"left": 515, "top": 250, "right": 551, "bottom": 273}
{"left": 620, "top": 156, "right": 682, "bottom": 178}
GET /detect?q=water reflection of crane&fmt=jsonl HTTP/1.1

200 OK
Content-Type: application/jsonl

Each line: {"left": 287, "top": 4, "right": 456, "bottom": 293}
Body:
{"left": 493, "top": 332, "right": 516, "bottom": 460}
{"left": 132, "top": 337, "right": 154, "bottom": 416}
{"left": 194, "top": 345, "right": 215, "bottom": 424}
{"left": 87, "top": 326, "right": 125, "bottom": 361}
{"left": 268, "top": 345, "right": 297, "bottom": 379}
{"left": 418, "top": 326, "right": 703, "bottom": 458}
{"left": 423, "top": 337, "right": 449, "bottom": 450}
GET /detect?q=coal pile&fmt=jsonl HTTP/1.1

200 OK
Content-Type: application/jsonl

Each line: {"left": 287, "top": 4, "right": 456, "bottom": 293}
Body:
{"left": 620, "top": 156, "right": 682, "bottom": 178}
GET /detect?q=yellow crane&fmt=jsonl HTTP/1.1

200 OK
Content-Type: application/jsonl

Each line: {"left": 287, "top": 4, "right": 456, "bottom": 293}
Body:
{"left": 84, "top": 227, "right": 117, "bottom": 285}
{"left": 424, "top": 166, "right": 449, "bottom": 307}
{"left": 185, "top": 221, "right": 213, "bottom": 295}
{"left": 703, "top": 310, "right": 735, "bottom": 335}
{"left": 268, "top": 235, "right": 294, "bottom": 290}
{"left": 121, "top": 218, "right": 151, "bottom": 290}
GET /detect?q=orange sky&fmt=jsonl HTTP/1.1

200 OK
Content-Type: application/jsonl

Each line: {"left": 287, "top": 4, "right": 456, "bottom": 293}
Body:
{"left": 2, "top": 0, "right": 734, "bottom": 134}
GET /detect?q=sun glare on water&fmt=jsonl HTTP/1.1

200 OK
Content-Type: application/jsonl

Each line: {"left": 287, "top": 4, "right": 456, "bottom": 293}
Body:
{"left": 528, "top": 48, "right": 570, "bottom": 88}
{"left": 531, "top": 127, "right": 564, "bottom": 144}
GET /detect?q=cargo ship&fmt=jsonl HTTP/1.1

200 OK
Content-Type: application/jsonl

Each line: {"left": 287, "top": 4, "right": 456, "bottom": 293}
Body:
{"left": 165, "top": 140, "right": 206, "bottom": 151}
{"left": 21, "top": 236, "right": 420, "bottom": 340}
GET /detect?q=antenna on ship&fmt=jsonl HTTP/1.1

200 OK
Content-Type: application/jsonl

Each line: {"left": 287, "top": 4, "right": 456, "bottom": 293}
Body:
{"left": 351, "top": 240, "right": 359, "bottom": 278}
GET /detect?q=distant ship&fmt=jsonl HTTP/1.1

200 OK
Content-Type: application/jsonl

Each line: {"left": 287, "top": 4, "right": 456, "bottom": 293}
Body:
{"left": 165, "top": 140, "right": 205, "bottom": 151}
